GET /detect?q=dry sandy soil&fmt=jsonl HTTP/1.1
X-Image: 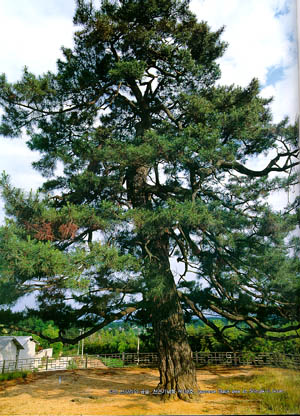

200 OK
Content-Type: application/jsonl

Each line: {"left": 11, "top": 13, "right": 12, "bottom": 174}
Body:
{"left": 0, "top": 365, "right": 267, "bottom": 415}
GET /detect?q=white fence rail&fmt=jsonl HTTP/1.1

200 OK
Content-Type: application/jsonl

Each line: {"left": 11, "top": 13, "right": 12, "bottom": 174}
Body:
{"left": 0, "top": 356, "right": 74, "bottom": 373}
{"left": 1, "top": 351, "right": 299, "bottom": 374}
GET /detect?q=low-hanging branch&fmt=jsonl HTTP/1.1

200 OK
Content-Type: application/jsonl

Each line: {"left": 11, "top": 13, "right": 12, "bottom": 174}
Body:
{"left": 0, "top": 305, "right": 138, "bottom": 344}
{"left": 219, "top": 149, "right": 299, "bottom": 177}
{"left": 177, "top": 290, "right": 234, "bottom": 351}
{"left": 207, "top": 303, "right": 300, "bottom": 337}
{"left": 178, "top": 288, "right": 300, "bottom": 342}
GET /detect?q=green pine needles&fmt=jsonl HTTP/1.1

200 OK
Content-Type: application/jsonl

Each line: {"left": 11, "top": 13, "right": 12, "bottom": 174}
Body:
{"left": 0, "top": 0, "right": 299, "bottom": 401}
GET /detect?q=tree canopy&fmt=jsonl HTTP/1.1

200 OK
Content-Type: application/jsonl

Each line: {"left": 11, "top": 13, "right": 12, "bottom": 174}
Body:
{"left": 0, "top": 0, "right": 299, "bottom": 401}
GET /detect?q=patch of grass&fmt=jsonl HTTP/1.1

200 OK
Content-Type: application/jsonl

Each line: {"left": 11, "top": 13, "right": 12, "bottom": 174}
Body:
{"left": 100, "top": 357, "right": 125, "bottom": 367}
{"left": 212, "top": 367, "right": 300, "bottom": 414}
{"left": 67, "top": 360, "right": 78, "bottom": 370}
{"left": 0, "top": 370, "right": 30, "bottom": 382}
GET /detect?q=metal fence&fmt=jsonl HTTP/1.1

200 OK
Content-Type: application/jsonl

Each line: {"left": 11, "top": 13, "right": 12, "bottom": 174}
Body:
{"left": 192, "top": 351, "right": 300, "bottom": 368}
{"left": 0, "top": 356, "right": 74, "bottom": 373}
{"left": 1, "top": 351, "right": 300, "bottom": 374}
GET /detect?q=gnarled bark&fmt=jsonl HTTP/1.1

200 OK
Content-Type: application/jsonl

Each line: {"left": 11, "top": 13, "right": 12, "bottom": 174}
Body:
{"left": 146, "top": 234, "right": 199, "bottom": 402}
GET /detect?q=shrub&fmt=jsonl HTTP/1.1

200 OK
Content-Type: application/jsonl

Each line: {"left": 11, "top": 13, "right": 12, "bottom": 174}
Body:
{"left": 0, "top": 370, "right": 30, "bottom": 382}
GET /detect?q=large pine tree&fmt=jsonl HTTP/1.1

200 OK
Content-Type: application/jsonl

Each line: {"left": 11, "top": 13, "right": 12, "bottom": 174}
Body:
{"left": 0, "top": 0, "right": 299, "bottom": 401}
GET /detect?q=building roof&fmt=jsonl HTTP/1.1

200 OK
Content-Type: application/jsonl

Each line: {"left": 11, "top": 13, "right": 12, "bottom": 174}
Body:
{"left": 0, "top": 336, "right": 37, "bottom": 351}
{"left": 11, "top": 338, "right": 24, "bottom": 349}
{"left": 0, "top": 338, "right": 12, "bottom": 350}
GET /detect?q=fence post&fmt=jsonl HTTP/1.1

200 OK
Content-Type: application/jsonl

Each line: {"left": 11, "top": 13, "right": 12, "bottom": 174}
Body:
{"left": 2, "top": 361, "right": 5, "bottom": 374}
{"left": 85, "top": 354, "right": 88, "bottom": 369}
{"left": 46, "top": 356, "right": 48, "bottom": 371}
{"left": 122, "top": 352, "right": 125, "bottom": 362}
{"left": 233, "top": 352, "right": 237, "bottom": 367}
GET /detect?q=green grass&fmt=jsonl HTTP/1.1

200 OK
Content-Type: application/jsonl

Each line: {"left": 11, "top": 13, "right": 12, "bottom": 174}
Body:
{"left": 212, "top": 367, "right": 300, "bottom": 414}
{"left": 100, "top": 357, "right": 125, "bottom": 367}
{"left": 67, "top": 360, "right": 78, "bottom": 370}
{"left": 0, "top": 370, "right": 30, "bottom": 382}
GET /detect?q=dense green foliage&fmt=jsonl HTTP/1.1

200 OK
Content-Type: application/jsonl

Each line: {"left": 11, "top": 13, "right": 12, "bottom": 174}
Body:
{"left": 84, "top": 327, "right": 138, "bottom": 353}
{"left": 186, "top": 323, "right": 300, "bottom": 354}
{"left": 3, "top": 315, "right": 300, "bottom": 355}
{"left": 75, "top": 322, "right": 300, "bottom": 354}
{"left": 0, "top": 317, "right": 64, "bottom": 357}
{"left": 0, "top": 370, "right": 30, "bottom": 382}
{"left": 0, "top": 0, "right": 299, "bottom": 362}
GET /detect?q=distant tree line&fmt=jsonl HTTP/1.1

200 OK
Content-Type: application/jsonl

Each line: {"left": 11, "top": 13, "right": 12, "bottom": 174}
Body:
{"left": 2, "top": 317, "right": 299, "bottom": 356}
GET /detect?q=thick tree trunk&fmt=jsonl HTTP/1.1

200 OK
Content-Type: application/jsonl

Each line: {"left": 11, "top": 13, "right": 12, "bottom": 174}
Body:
{"left": 152, "top": 301, "right": 199, "bottom": 402}
{"left": 146, "top": 235, "right": 199, "bottom": 402}
{"left": 127, "top": 157, "right": 199, "bottom": 401}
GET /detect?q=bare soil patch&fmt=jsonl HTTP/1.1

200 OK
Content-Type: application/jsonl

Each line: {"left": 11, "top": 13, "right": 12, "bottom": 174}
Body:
{"left": 0, "top": 366, "right": 267, "bottom": 415}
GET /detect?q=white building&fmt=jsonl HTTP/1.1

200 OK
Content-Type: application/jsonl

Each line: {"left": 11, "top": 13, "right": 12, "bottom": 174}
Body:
{"left": 0, "top": 336, "right": 53, "bottom": 372}
{"left": 35, "top": 348, "right": 53, "bottom": 359}
{"left": 0, "top": 336, "right": 38, "bottom": 362}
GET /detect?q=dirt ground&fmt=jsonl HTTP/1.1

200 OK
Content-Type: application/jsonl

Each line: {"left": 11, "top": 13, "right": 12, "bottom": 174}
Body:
{"left": 0, "top": 365, "right": 267, "bottom": 415}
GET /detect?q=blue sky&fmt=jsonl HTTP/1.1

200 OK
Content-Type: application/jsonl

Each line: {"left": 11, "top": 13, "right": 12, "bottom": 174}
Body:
{"left": 0, "top": 1, "right": 298, "bottom": 310}
{"left": 266, "top": 65, "right": 286, "bottom": 85}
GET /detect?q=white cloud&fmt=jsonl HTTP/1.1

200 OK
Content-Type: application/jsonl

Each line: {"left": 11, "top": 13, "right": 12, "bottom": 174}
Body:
{"left": 0, "top": 1, "right": 75, "bottom": 81}
{"left": 190, "top": 0, "right": 296, "bottom": 86}
{"left": 0, "top": 139, "right": 43, "bottom": 188}
{"left": 260, "top": 64, "right": 299, "bottom": 123}
{"left": 190, "top": 0, "right": 298, "bottom": 121}
{"left": 190, "top": 0, "right": 298, "bottom": 211}
{"left": 0, "top": 1, "right": 75, "bottom": 225}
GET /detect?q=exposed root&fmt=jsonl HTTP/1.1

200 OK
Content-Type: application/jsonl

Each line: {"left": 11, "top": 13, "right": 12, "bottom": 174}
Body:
{"left": 154, "top": 383, "right": 201, "bottom": 403}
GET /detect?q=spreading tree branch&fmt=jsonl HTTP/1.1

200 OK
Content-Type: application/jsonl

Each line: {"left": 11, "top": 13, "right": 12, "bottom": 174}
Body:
{"left": 0, "top": 306, "right": 138, "bottom": 344}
